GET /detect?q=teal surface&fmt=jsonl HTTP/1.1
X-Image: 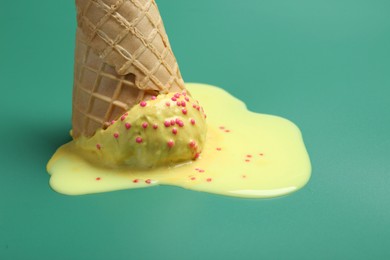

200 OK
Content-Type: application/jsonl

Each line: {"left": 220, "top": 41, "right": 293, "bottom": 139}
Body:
{"left": 1, "top": 1, "right": 389, "bottom": 259}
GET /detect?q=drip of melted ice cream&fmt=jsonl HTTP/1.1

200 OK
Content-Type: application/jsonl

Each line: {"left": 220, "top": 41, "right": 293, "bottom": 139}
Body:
{"left": 47, "top": 84, "right": 311, "bottom": 198}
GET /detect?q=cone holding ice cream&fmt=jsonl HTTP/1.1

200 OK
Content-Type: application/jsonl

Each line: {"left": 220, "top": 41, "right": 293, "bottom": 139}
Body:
{"left": 73, "top": 0, "right": 187, "bottom": 138}
{"left": 72, "top": 0, "right": 206, "bottom": 168}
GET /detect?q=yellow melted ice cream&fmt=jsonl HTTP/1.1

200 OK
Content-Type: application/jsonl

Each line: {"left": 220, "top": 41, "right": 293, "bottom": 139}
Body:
{"left": 47, "top": 84, "right": 311, "bottom": 198}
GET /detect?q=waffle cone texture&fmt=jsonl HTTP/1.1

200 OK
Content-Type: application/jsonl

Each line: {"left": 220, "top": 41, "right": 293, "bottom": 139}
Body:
{"left": 72, "top": 0, "right": 185, "bottom": 138}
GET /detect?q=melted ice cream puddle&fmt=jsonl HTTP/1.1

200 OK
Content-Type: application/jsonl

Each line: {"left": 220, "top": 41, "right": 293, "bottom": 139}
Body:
{"left": 47, "top": 84, "right": 311, "bottom": 198}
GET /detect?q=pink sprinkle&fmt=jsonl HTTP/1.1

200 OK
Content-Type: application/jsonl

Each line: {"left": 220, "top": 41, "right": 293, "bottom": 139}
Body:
{"left": 96, "top": 177, "right": 101, "bottom": 181}
{"left": 96, "top": 144, "right": 101, "bottom": 150}
{"left": 185, "top": 97, "right": 190, "bottom": 101}
{"left": 140, "top": 101, "right": 147, "bottom": 107}
{"left": 142, "top": 122, "right": 148, "bottom": 129}
{"left": 170, "top": 119, "right": 176, "bottom": 126}
{"left": 182, "top": 91, "right": 187, "bottom": 96}
{"left": 196, "top": 106, "right": 200, "bottom": 111}
{"left": 125, "top": 123, "right": 131, "bottom": 129}
{"left": 189, "top": 141, "right": 196, "bottom": 148}
{"left": 190, "top": 177, "right": 196, "bottom": 181}
{"left": 113, "top": 133, "right": 119, "bottom": 139}
{"left": 151, "top": 96, "right": 157, "bottom": 100}
{"left": 182, "top": 109, "right": 187, "bottom": 115}
{"left": 171, "top": 97, "right": 177, "bottom": 101}
{"left": 120, "top": 115, "right": 126, "bottom": 121}
{"left": 167, "top": 140, "right": 175, "bottom": 148}
{"left": 166, "top": 102, "right": 171, "bottom": 107}
{"left": 194, "top": 153, "right": 200, "bottom": 159}
{"left": 172, "top": 128, "right": 178, "bottom": 135}
{"left": 206, "top": 178, "right": 212, "bottom": 182}
{"left": 190, "top": 118, "right": 196, "bottom": 125}
{"left": 216, "top": 147, "right": 221, "bottom": 151}
{"left": 153, "top": 124, "right": 158, "bottom": 129}
{"left": 192, "top": 104, "right": 197, "bottom": 108}
{"left": 145, "top": 179, "right": 152, "bottom": 184}
{"left": 176, "top": 101, "right": 181, "bottom": 106}
{"left": 164, "top": 121, "right": 171, "bottom": 127}
{"left": 111, "top": 120, "right": 116, "bottom": 125}
{"left": 181, "top": 101, "right": 186, "bottom": 107}
{"left": 133, "top": 179, "right": 139, "bottom": 183}
{"left": 136, "top": 137, "right": 143, "bottom": 143}
{"left": 174, "top": 93, "right": 181, "bottom": 98}
{"left": 177, "top": 121, "right": 184, "bottom": 127}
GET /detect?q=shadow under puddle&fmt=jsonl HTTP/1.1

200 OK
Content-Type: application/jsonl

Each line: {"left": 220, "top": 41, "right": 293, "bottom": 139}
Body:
{"left": 8, "top": 117, "right": 72, "bottom": 171}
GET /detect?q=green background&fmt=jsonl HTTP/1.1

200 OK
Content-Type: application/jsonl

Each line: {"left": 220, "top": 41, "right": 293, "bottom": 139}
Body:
{"left": 1, "top": 0, "right": 389, "bottom": 259}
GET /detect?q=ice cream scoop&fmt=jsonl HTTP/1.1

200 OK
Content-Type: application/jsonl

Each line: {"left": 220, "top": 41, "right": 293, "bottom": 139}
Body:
{"left": 74, "top": 92, "right": 207, "bottom": 168}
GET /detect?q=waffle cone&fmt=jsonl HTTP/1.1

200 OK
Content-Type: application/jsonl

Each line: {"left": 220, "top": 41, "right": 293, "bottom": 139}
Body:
{"left": 72, "top": 0, "right": 186, "bottom": 138}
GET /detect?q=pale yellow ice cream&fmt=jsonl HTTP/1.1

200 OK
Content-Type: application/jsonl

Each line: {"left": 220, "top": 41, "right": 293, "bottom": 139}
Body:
{"left": 73, "top": 91, "right": 207, "bottom": 169}
{"left": 48, "top": 84, "right": 311, "bottom": 198}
